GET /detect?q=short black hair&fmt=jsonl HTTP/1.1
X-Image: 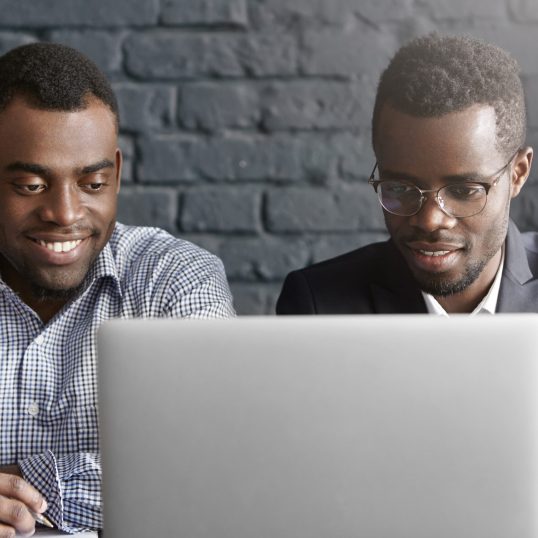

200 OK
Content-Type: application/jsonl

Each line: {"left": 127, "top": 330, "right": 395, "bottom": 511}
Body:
{"left": 0, "top": 42, "right": 118, "bottom": 126}
{"left": 372, "top": 33, "right": 526, "bottom": 158}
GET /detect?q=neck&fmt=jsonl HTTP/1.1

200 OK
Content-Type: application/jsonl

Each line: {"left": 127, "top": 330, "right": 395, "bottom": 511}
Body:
{"left": 24, "top": 295, "right": 69, "bottom": 324}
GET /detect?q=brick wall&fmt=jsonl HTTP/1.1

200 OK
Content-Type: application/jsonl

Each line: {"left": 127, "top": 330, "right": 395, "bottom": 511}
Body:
{"left": 0, "top": 0, "right": 537, "bottom": 314}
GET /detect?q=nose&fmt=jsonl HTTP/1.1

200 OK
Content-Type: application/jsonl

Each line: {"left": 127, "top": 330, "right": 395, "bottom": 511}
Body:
{"left": 38, "top": 184, "right": 85, "bottom": 226}
{"left": 407, "top": 192, "right": 457, "bottom": 233}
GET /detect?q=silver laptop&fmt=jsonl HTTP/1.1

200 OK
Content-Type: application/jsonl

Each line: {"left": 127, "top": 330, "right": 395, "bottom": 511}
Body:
{"left": 98, "top": 315, "right": 538, "bottom": 538}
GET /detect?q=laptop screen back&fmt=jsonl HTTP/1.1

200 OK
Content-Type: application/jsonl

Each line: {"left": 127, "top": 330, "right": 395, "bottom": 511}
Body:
{"left": 98, "top": 314, "right": 538, "bottom": 538}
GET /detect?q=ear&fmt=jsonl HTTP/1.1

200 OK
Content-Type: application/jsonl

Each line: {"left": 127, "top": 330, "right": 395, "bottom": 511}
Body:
{"left": 510, "top": 146, "right": 533, "bottom": 199}
{"left": 115, "top": 148, "right": 122, "bottom": 194}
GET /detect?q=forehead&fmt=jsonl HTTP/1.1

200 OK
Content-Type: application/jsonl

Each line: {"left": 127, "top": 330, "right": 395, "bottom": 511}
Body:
{"left": 0, "top": 96, "right": 117, "bottom": 168}
{"left": 375, "top": 104, "right": 503, "bottom": 175}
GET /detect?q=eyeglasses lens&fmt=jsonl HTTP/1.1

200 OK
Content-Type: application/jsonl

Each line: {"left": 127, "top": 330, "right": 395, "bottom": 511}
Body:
{"left": 378, "top": 182, "right": 488, "bottom": 218}
{"left": 377, "top": 182, "right": 421, "bottom": 216}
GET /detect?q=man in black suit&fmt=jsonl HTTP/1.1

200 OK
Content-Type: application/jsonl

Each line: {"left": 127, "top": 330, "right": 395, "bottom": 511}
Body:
{"left": 277, "top": 33, "right": 538, "bottom": 315}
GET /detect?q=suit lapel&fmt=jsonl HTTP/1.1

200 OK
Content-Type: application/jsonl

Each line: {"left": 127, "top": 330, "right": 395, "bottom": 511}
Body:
{"left": 498, "top": 221, "right": 538, "bottom": 312}
{"left": 370, "top": 241, "right": 428, "bottom": 314}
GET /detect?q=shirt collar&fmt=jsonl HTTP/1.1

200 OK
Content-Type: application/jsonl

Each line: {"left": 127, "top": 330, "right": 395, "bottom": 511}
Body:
{"left": 83, "top": 238, "right": 123, "bottom": 296}
{"left": 421, "top": 247, "right": 505, "bottom": 316}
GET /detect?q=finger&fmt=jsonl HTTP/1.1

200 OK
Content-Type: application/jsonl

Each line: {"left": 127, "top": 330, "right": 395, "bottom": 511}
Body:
{"left": 0, "top": 523, "right": 16, "bottom": 538}
{"left": 0, "top": 496, "right": 36, "bottom": 537}
{"left": 0, "top": 474, "right": 46, "bottom": 513}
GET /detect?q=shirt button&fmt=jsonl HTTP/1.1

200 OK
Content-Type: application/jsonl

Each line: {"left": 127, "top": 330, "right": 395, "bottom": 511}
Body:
{"left": 27, "top": 402, "right": 39, "bottom": 417}
{"left": 35, "top": 334, "right": 45, "bottom": 345}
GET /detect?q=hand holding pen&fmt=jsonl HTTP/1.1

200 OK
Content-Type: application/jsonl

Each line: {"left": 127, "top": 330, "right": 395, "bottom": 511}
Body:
{"left": 30, "top": 510, "right": 54, "bottom": 528}
{"left": 0, "top": 467, "right": 53, "bottom": 535}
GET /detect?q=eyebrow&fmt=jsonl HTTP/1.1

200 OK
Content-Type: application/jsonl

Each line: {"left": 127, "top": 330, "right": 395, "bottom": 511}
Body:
{"left": 4, "top": 159, "right": 115, "bottom": 177}
{"left": 5, "top": 161, "right": 49, "bottom": 175}
{"left": 81, "top": 159, "right": 115, "bottom": 175}
{"left": 380, "top": 168, "right": 493, "bottom": 183}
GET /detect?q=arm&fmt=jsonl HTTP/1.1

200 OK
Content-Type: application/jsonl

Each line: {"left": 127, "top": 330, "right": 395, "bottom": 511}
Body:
{"left": 165, "top": 255, "right": 235, "bottom": 319}
{"left": 0, "top": 465, "right": 49, "bottom": 537}
{"left": 19, "top": 451, "right": 101, "bottom": 533}
{"left": 276, "top": 271, "right": 317, "bottom": 315}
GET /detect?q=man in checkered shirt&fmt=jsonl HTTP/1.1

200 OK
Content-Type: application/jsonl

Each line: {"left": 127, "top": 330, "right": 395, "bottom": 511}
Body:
{"left": 0, "top": 43, "right": 235, "bottom": 535}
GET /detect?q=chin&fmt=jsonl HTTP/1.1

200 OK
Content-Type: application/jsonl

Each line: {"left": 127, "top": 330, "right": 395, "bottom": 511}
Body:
{"left": 29, "top": 269, "right": 87, "bottom": 301}
{"left": 417, "top": 272, "right": 480, "bottom": 297}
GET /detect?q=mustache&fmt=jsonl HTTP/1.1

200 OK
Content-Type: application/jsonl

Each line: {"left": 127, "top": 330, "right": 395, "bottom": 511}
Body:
{"left": 26, "top": 224, "right": 98, "bottom": 236}
{"left": 399, "top": 232, "right": 468, "bottom": 247}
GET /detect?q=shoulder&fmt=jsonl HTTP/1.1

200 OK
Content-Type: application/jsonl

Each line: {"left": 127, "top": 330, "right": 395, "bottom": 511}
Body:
{"left": 277, "top": 240, "right": 395, "bottom": 314}
{"left": 109, "top": 223, "right": 226, "bottom": 283}
{"left": 107, "top": 223, "right": 233, "bottom": 318}
{"left": 296, "top": 240, "right": 394, "bottom": 281}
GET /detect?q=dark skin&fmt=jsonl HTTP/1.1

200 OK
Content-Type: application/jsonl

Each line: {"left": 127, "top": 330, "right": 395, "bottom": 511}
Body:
{"left": 0, "top": 96, "right": 122, "bottom": 534}
{"left": 0, "top": 96, "right": 121, "bottom": 323}
{"left": 0, "top": 465, "right": 47, "bottom": 537}
{"left": 375, "top": 104, "right": 532, "bottom": 313}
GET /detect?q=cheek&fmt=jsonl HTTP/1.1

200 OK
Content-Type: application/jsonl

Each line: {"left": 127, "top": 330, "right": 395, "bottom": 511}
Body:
{"left": 478, "top": 190, "right": 511, "bottom": 231}
{"left": 464, "top": 205, "right": 510, "bottom": 252}
{"left": 92, "top": 197, "right": 118, "bottom": 236}
{"left": 383, "top": 212, "right": 406, "bottom": 236}
{"left": 0, "top": 200, "right": 34, "bottom": 228}
{"left": 88, "top": 195, "right": 117, "bottom": 221}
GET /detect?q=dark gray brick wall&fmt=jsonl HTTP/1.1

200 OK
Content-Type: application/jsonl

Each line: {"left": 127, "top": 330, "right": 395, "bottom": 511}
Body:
{"left": 1, "top": 0, "right": 537, "bottom": 314}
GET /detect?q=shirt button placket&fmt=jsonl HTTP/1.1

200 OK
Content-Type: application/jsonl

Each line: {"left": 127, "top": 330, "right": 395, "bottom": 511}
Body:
{"left": 29, "top": 334, "right": 44, "bottom": 418}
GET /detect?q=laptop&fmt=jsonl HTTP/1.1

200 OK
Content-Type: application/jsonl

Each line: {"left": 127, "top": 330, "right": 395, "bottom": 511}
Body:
{"left": 98, "top": 315, "right": 538, "bottom": 538}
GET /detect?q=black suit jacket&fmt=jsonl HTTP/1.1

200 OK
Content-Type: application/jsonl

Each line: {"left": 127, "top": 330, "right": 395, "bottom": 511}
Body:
{"left": 276, "top": 221, "right": 538, "bottom": 314}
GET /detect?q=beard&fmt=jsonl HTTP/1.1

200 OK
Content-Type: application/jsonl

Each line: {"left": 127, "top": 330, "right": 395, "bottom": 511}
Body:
{"left": 30, "top": 281, "right": 85, "bottom": 302}
{"left": 0, "top": 234, "right": 99, "bottom": 304}
{"left": 414, "top": 257, "right": 489, "bottom": 296}
{"left": 391, "top": 200, "right": 510, "bottom": 298}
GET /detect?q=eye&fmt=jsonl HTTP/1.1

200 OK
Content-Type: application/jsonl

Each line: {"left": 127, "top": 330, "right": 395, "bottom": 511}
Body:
{"left": 87, "top": 183, "right": 104, "bottom": 191}
{"left": 445, "top": 183, "right": 486, "bottom": 200}
{"left": 382, "top": 181, "right": 416, "bottom": 196}
{"left": 13, "top": 183, "right": 47, "bottom": 194}
{"left": 81, "top": 176, "right": 110, "bottom": 192}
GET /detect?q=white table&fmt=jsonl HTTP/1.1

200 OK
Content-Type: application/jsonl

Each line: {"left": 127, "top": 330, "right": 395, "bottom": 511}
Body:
{"left": 34, "top": 529, "right": 97, "bottom": 537}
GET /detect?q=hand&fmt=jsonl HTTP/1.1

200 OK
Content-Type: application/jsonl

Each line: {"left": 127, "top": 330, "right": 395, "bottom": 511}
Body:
{"left": 0, "top": 468, "right": 48, "bottom": 537}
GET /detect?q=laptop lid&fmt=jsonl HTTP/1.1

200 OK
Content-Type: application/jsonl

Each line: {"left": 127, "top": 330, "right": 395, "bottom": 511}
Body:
{"left": 98, "top": 315, "right": 538, "bottom": 538}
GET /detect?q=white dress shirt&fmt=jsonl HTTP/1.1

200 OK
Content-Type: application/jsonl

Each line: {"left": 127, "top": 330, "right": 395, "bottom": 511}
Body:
{"left": 0, "top": 223, "right": 234, "bottom": 532}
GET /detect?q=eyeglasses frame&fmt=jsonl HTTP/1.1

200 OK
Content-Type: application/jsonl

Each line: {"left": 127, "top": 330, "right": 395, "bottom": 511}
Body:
{"left": 367, "top": 150, "right": 520, "bottom": 218}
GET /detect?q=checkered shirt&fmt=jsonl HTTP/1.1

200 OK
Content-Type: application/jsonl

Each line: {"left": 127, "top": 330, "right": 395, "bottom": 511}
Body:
{"left": 0, "top": 223, "right": 235, "bottom": 533}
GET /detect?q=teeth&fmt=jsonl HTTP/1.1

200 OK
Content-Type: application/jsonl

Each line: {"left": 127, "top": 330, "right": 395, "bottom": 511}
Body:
{"left": 419, "top": 250, "right": 450, "bottom": 257}
{"left": 37, "top": 239, "right": 82, "bottom": 253}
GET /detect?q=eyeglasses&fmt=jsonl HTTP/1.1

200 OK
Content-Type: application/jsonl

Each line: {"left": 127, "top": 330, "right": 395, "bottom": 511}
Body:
{"left": 368, "top": 152, "right": 518, "bottom": 218}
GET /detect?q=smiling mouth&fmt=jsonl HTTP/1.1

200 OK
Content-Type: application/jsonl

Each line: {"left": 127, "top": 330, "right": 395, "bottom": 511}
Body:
{"left": 402, "top": 242, "right": 465, "bottom": 274}
{"left": 31, "top": 238, "right": 83, "bottom": 253}
{"left": 418, "top": 249, "right": 451, "bottom": 257}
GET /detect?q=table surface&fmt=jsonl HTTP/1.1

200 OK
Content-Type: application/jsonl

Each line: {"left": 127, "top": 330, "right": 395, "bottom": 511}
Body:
{"left": 34, "top": 528, "right": 97, "bottom": 537}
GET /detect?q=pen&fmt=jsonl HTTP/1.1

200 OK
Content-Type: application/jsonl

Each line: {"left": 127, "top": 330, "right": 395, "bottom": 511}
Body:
{"left": 30, "top": 510, "right": 54, "bottom": 528}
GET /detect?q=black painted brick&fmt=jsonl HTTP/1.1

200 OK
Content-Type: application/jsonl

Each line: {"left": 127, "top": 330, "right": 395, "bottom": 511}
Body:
{"left": 117, "top": 187, "right": 177, "bottom": 230}
{"left": 161, "top": 0, "right": 248, "bottom": 27}
{"left": 125, "top": 32, "right": 297, "bottom": 79}
{"left": 179, "top": 82, "right": 260, "bottom": 131}
{"left": 180, "top": 188, "right": 262, "bottom": 233}
{"left": 115, "top": 84, "right": 176, "bottom": 132}
{"left": 0, "top": 0, "right": 159, "bottom": 26}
